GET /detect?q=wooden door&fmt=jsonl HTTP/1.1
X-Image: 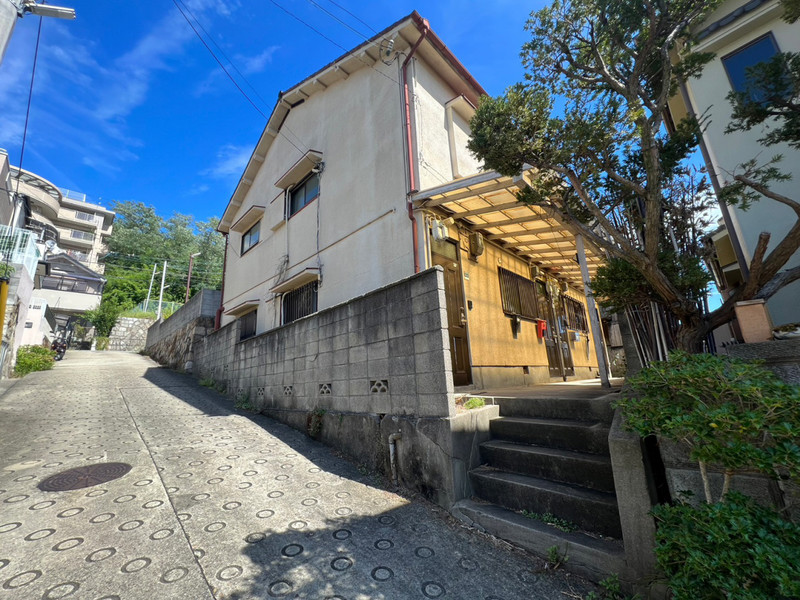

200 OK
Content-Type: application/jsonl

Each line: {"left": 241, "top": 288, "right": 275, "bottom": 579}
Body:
{"left": 431, "top": 239, "right": 472, "bottom": 386}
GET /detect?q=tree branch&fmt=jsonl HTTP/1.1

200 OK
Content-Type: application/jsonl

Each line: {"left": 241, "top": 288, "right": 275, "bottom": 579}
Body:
{"left": 756, "top": 264, "right": 800, "bottom": 300}
{"left": 742, "top": 232, "right": 771, "bottom": 298}
{"left": 734, "top": 175, "right": 800, "bottom": 216}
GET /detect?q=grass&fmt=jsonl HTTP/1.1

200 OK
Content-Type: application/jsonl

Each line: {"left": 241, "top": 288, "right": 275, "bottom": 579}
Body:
{"left": 463, "top": 397, "right": 486, "bottom": 410}
{"left": 521, "top": 510, "right": 578, "bottom": 532}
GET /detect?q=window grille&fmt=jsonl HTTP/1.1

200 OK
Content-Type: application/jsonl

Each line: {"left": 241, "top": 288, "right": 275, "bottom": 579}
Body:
{"left": 497, "top": 267, "right": 539, "bottom": 320}
{"left": 282, "top": 281, "right": 318, "bottom": 325}
{"left": 564, "top": 296, "right": 589, "bottom": 332}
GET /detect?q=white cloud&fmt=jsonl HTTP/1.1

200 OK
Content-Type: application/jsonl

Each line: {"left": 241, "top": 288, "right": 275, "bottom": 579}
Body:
{"left": 201, "top": 144, "right": 252, "bottom": 179}
{"left": 240, "top": 47, "right": 279, "bottom": 74}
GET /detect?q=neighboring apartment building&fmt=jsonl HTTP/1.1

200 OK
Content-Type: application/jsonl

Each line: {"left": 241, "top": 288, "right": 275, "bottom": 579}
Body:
{"left": 6, "top": 164, "right": 111, "bottom": 333}
{"left": 218, "top": 12, "right": 605, "bottom": 388}
{"left": 668, "top": 0, "right": 800, "bottom": 327}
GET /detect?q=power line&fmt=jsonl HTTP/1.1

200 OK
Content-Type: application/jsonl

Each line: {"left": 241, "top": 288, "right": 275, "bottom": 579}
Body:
{"left": 13, "top": 15, "right": 44, "bottom": 200}
{"left": 325, "top": 0, "right": 377, "bottom": 34}
{"left": 307, "top": 0, "right": 370, "bottom": 41}
{"left": 267, "top": 0, "right": 399, "bottom": 86}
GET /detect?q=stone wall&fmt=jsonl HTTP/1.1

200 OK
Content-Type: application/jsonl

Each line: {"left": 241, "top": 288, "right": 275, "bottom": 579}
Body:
{"left": 724, "top": 338, "right": 800, "bottom": 384}
{"left": 145, "top": 289, "right": 220, "bottom": 373}
{"left": 108, "top": 317, "right": 154, "bottom": 352}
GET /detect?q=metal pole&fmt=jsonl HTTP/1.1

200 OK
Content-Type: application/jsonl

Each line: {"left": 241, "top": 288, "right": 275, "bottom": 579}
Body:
{"left": 156, "top": 261, "right": 167, "bottom": 320}
{"left": 576, "top": 235, "right": 611, "bottom": 388}
{"left": 185, "top": 252, "right": 200, "bottom": 303}
{"left": 145, "top": 263, "right": 157, "bottom": 312}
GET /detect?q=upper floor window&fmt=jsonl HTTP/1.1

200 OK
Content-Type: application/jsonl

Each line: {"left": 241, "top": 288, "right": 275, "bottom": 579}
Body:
{"left": 75, "top": 210, "right": 95, "bottom": 222}
{"left": 241, "top": 221, "right": 260, "bottom": 255}
{"left": 722, "top": 34, "right": 779, "bottom": 96}
{"left": 70, "top": 229, "right": 93, "bottom": 241}
{"left": 289, "top": 173, "right": 319, "bottom": 218}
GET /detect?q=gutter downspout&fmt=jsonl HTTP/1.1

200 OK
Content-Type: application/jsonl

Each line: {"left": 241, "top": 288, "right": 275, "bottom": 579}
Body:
{"left": 402, "top": 21, "right": 430, "bottom": 274}
{"left": 215, "top": 232, "right": 228, "bottom": 330}
{"left": 678, "top": 81, "right": 750, "bottom": 280}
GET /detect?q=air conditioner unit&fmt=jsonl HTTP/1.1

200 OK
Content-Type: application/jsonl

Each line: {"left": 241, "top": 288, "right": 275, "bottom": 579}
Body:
{"left": 530, "top": 265, "right": 541, "bottom": 279}
{"left": 560, "top": 282, "right": 569, "bottom": 293}
{"left": 468, "top": 232, "right": 484, "bottom": 258}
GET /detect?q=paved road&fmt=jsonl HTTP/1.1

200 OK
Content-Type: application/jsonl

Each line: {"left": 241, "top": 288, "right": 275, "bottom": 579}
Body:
{"left": 0, "top": 352, "right": 594, "bottom": 599}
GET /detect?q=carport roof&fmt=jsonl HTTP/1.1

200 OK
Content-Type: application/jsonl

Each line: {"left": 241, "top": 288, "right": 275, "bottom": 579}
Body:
{"left": 411, "top": 170, "right": 604, "bottom": 288}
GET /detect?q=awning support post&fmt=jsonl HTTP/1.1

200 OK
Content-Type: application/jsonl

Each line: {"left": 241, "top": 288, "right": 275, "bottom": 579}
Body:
{"left": 576, "top": 234, "right": 610, "bottom": 388}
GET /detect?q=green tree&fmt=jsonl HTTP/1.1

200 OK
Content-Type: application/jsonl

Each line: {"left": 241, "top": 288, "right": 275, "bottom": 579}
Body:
{"left": 468, "top": 0, "right": 800, "bottom": 351}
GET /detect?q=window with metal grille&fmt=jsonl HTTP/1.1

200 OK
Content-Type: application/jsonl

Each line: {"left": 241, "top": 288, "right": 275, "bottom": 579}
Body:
{"left": 282, "top": 281, "right": 318, "bottom": 325}
{"left": 75, "top": 210, "right": 95, "bottom": 222}
{"left": 289, "top": 173, "right": 320, "bottom": 217}
{"left": 564, "top": 296, "right": 588, "bottom": 332}
{"left": 497, "top": 267, "right": 539, "bottom": 320}
{"left": 239, "top": 309, "right": 257, "bottom": 341}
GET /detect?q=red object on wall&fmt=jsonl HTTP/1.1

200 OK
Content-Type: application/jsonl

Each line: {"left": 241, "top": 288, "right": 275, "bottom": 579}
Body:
{"left": 536, "top": 319, "right": 547, "bottom": 338}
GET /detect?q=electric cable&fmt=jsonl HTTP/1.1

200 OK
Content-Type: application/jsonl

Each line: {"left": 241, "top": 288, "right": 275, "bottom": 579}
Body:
{"left": 325, "top": 0, "right": 377, "bottom": 34}
{"left": 306, "top": 0, "right": 370, "bottom": 41}
{"left": 266, "top": 0, "right": 399, "bottom": 85}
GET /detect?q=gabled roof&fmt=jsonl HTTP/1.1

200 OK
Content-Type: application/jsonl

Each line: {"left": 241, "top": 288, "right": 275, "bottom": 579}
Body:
{"left": 218, "top": 11, "right": 487, "bottom": 233}
{"left": 47, "top": 253, "right": 106, "bottom": 282}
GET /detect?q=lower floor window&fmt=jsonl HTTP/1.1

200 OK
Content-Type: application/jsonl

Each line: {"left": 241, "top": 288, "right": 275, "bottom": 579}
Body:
{"left": 282, "top": 281, "right": 318, "bottom": 325}
{"left": 239, "top": 309, "right": 257, "bottom": 340}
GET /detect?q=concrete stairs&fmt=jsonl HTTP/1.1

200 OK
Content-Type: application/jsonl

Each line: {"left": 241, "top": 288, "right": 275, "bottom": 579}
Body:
{"left": 455, "top": 391, "right": 625, "bottom": 581}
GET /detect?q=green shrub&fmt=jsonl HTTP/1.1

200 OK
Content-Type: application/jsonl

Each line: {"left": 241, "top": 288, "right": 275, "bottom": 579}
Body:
{"left": 15, "top": 345, "right": 56, "bottom": 376}
{"left": 653, "top": 492, "right": 800, "bottom": 600}
{"left": 616, "top": 351, "right": 800, "bottom": 502}
{"left": 95, "top": 337, "right": 110, "bottom": 351}
{"left": 463, "top": 397, "right": 486, "bottom": 410}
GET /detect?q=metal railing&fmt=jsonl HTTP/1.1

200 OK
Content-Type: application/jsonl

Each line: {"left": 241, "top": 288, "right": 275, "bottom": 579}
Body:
{"left": 0, "top": 224, "right": 41, "bottom": 280}
{"left": 58, "top": 188, "right": 87, "bottom": 202}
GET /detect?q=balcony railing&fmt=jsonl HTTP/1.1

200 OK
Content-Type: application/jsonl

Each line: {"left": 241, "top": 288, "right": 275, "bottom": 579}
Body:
{"left": 0, "top": 224, "right": 41, "bottom": 280}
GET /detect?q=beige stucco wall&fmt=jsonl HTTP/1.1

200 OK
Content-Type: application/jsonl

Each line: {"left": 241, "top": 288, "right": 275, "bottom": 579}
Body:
{"left": 222, "top": 53, "right": 485, "bottom": 337}
{"left": 413, "top": 59, "right": 483, "bottom": 190}
{"left": 687, "top": 0, "right": 800, "bottom": 324}
{"left": 37, "top": 289, "right": 100, "bottom": 313}
{"left": 458, "top": 233, "right": 599, "bottom": 373}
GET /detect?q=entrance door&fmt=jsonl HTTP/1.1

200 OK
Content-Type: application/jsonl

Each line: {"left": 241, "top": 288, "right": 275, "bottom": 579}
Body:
{"left": 431, "top": 239, "right": 472, "bottom": 386}
{"left": 536, "top": 280, "right": 574, "bottom": 380}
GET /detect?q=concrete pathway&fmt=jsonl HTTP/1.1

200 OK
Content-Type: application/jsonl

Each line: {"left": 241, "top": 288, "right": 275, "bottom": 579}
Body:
{"left": 0, "top": 352, "right": 596, "bottom": 600}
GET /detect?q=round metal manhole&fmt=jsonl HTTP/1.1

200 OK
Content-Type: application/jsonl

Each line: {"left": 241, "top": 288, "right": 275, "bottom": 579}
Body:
{"left": 38, "top": 463, "right": 133, "bottom": 492}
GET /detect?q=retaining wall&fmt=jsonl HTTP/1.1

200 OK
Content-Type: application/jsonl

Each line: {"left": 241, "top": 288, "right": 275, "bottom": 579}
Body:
{"left": 108, "top": 317, "right": 154, "bottom": 352}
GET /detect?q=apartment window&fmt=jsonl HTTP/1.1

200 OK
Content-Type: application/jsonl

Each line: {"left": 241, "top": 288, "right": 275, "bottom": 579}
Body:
{"left": 239, "top": 309, "right": 257, "bottom": 341}
{"left": 722, "top": 34, "right": 779, "bottom": 96}
{"left": 75, "top": 210, "right": 95, "bottom": 222}
{"left": 289, "top": 173, "right": 319, "bottom": 218}
{"left": 497, "top": 267, "right": 540, "bottom": 321}
{"left": 241, "top": 221, "right": 260, "bottom": 255}
{"left": 282, "top": 281, "right": 318, "bottom": 325}
{"left": 70, "top": 229, "right": 93, "bottom": 241}
{"left": 563, "top": 296, "right": 589, "bottom": 332}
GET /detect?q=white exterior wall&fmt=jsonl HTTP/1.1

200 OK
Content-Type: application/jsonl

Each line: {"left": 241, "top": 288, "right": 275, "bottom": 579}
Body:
{"left": 222, "top": 61, "right": 411, "bottom": 332}
{"left": 413, "top": 59, "right": 483, "bottom": 190}
{"left": 687, "top": 0, "right": 800, "bottom": 324}
{"left": 222, "top": 52, "right": 485, "bottom": 336}
{"left": 37, "top": 289, "right": 101, "bottom": 313}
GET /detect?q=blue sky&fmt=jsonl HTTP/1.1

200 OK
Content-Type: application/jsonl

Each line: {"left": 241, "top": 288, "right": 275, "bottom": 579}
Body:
{"left": 0, "top": 1, "right": 543, "bottom": 222}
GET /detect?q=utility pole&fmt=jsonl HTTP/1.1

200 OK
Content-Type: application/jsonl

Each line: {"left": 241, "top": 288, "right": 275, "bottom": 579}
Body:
{"left": 145, "top": 263, "right": 157, "bottom": 312}
{"left": 1, "top": 1, "right": 75, "bottom": 66}
{"left": 156, "top": 261, "right": 167, "bottom": 320}
{"left": 185, "top": 252, "right": 201, "bottom": 303}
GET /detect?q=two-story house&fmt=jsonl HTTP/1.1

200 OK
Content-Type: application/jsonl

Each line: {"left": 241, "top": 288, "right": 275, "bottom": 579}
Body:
{"left": 218, "top": 11, "right": 606, "bottom": 390}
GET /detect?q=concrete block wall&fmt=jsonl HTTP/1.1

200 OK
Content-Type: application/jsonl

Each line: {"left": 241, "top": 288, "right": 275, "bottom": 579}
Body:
{"left": 193, "top": 268, "right": 453, "bottom": 418}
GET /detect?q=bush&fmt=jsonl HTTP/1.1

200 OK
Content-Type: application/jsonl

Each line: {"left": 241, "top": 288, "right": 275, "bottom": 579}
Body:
{"left": 15, "top": 345, "right": 56, "bottom": 376}
{"left": 616, "top": 351, "right": 800, "bottom": 502}
{"left": 95, "top": 337, "right": 110, "bottom": 351}
{"left": 653, "top": 492, "right": 800, "bottom": 600}
{"left": 463, "top": 397, "right": 486, "bottom": 410}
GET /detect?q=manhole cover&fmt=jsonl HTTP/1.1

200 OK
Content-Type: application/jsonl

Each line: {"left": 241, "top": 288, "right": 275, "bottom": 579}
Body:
{"left": 38, "top": 463, "right": 132, "bottom": 492}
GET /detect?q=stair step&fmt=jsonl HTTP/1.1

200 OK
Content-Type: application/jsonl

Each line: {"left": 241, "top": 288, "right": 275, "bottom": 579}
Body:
{"left": 490, "top": 416, "right": 610, "bottom": 455}
{"left": 470, "top": 467, "right": 622, "bottom": 538}
{"left": 494, "top": 396, "right": 615, "bottom": 423}
{"left": 480, "top": 440, "right": 615, "bottom": 492}
{"left": 452, "top": 499, "right": 625, "bottom": 583}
